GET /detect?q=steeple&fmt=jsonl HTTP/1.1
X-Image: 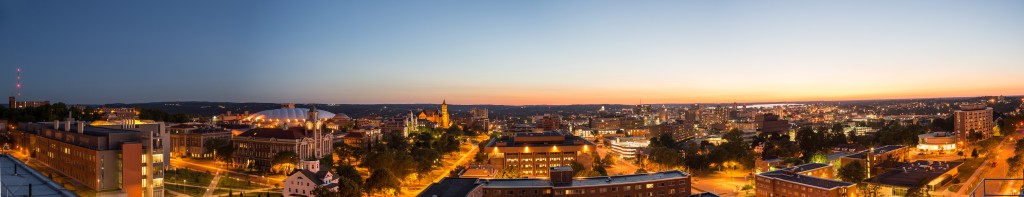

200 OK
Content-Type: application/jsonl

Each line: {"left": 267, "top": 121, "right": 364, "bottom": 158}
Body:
{"left": 307, "top": 105, "right": 319, "bottom": 122}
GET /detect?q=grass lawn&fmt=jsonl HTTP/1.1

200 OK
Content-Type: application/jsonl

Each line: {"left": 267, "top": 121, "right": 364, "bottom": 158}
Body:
{"left": 213, "top": 175, "right": 273, "bottom": 195}
{"left": 165, "top": 168, "right": 215, "bottom": 196}
{"left": 166, "top": 183, "right": 209, "bottom": 197}
{"left": 165, "top": 168, "right": 215, "bottom": 186}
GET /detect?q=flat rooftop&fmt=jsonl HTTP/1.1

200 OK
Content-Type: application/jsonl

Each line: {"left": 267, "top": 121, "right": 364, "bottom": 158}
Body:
{"left": 759, "top": 172, "right": 854, "bottom": 189}
{"left": 0, "top": 154, "right": 78, "bottom": 196}
{"left": 759, "top": 164, "right": 853, "bottom": 190}
{"left": 483, "top": 170, "right": 689, "bottom": 188}
{"left": 846, "top": 145, "right": 906, "bottom": 159}
{"left": 487, "top": 132, "right": 596, "bottom": 147}
{"left": 778, "top": 163, "right": 830, "bottom": 173}
{"left": 863, "top": 160, "right": 963, "bottom": 188}
{"left": 417, "top": 178, "right": 480, "bottom": 197}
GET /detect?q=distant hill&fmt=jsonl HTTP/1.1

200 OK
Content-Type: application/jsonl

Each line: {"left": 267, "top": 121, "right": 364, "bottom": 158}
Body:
{"left": 98, "top": 102, "right": 637, "bottom": 119}
{"left": 99, "top": 96, "right": 1019, "bottom": 118}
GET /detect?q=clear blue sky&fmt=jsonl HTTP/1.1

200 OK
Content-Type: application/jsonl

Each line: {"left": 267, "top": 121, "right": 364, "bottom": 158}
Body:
{"left": 2, "top": 1, "right": 1023, "bottom": 105}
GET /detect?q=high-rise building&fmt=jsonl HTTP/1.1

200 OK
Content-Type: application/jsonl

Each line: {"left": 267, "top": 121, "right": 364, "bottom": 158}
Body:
{"left": 8, "top": 96, "right": 49, "bottom": 109}
{"left": 755, "top": 113, "right": 789, "bottom": 134}
{"left": 954, "top": 103, "right": 993, "bottom": 143}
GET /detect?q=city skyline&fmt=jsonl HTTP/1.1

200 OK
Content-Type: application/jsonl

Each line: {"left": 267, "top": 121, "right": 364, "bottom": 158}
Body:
{"left": 2, "top": 1, "right": 1023, "bottom": 105}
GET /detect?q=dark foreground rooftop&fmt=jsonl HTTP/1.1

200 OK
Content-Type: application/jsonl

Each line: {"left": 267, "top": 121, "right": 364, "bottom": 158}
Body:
{"left": 483, "top": 170, "right": 689, "bottom": 188}
{"left": 863, "top": 160, "right": 963, "bottom": 188}
{"left": 417, "top": 178, "right": 481, "bottom": 197}
{"left": 758, "top": 163, "right": 854, "bottom": 190}
{"left": 419, "top": 170, "right": 690, "bottom": 196}
{"left": 0, "top": 154, "right": 78, "bottom": 197}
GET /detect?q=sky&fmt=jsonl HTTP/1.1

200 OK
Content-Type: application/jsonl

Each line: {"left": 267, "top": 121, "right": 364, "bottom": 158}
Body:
{"left": 1, "top": 1, "right": 1023, "bottom": 105}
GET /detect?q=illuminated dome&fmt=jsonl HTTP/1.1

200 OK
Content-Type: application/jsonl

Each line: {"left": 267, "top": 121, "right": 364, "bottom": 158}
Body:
{"left": 247, "top": 108, "right": 335, "bottom": 122}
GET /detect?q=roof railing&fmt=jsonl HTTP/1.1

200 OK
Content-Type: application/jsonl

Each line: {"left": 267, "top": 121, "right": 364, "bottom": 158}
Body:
{"left": 967, "top": 178, "right": 1024, "bottom": 197}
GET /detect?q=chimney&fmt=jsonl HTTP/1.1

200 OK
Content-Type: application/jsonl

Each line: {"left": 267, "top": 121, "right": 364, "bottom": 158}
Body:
{"left": 78, "top": 121, "right": 85, "bottom": 134}
{"left": 64, "top": 120, "right": 71, "bottom": 132}
{"left": 54, "top": 120, "right": 60, "bottom": 130}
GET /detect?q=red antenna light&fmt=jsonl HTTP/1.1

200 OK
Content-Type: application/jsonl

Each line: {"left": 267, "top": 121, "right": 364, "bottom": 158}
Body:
{"left": 16, "top": 67, "right": 21, "bottom": 96}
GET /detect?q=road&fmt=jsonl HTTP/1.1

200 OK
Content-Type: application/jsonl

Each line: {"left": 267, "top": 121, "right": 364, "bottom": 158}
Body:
{"left": 993, "top": 128, "right": 1024, "bottom": 195}
{"left": 170, "top": 158, "right": 285, "bottom": 184}
{"left": 404, "top": 138, "right": 483, "bottom": 196}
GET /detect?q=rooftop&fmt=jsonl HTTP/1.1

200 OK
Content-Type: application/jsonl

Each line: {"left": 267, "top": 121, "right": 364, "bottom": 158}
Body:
{"left": 418, "top": 178, "right": 481, "bottom": 197}
{"left": 863, "top": 160, "right": 963, "bottom": 188}
{"left": 778, "top": 163, "right": 830, "bottom": 173}
{"left": 845, "top": 145, "right": 906, "bottom": 159}
{"left": 0, "top": 154, "right": 77, "bottom": 197}
{"left": 758, "top": 163, "right": 852, "bottom": 190}
{"left": 689, "top": 192, "right": 722, "bottom": 197}
{"left": 758, "top": 170, "right": 854, "bottom": 189}
{"left": 237, "top": 127, "right": 310, "bottom": 139}
{"left": 483, "top": 170, "right": 689, "bottom": 188}
{"left": 486, "top": 132, "right": 596, "bottom": 147}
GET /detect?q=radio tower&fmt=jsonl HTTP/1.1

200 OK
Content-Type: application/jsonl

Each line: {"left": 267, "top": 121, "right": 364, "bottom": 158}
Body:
{"left": 16, "top": 67, "right": 21, "bottom": 97}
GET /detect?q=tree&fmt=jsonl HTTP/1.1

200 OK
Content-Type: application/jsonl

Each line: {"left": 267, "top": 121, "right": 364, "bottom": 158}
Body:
{"left": 796, "top": 126, "right": 826, "bottom": 154}
{"left": 575, "top": 169, "right": 600, "bottom": 177}
{"left": 649, "top": 147, "right": 681, "bottom": 170}
{"left": 204, "top": 139, "right": 234, "bottom": 163}
{"left": 311, "top": 185, "right": 340, "bottom": 197}
{"left": 496, "top": 166, "right": 523, "bottom": 178}
{"left": 364, "top": 169, "right": 401, "bottom": 195}
{"left": 837, "top": 161, "right": 867, "bottom": 183}
{"left": 319, "top": 154, "right": 334, "bottom": 170}
{"left": 569, "top": 161, "right": 586, "bottom": 174}
{"left": 337, "top": 177, "right": 363, "bottom": 197}
{"left": 809, "top": 152, "right": 828, "bottom": 164}
{"left": 593, "top": 165, "right": 608, "bottom": 176}
{"left": 411, "top": 147, "right": 441, "bottom": 180}
{"left": 271, "top": 151, "right": 299, "bottom": 174}
{"left": 360, "top": 149, "right": 417, "bottom": 179}
{"left": 335, "top": 164, "right": 363, "bottom": 187}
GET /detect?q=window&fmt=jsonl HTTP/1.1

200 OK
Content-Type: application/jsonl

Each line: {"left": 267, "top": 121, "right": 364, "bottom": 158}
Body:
{"left": 646, "top": 183, "right": 654, "bottom": 189}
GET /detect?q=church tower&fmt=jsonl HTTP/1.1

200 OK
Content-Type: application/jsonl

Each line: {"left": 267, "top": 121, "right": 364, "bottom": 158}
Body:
{"left": 441, "top": 100, "right": 451, "bottom": 129}
{"left": 305, "top": 105, "right": 326, "bottom": 159}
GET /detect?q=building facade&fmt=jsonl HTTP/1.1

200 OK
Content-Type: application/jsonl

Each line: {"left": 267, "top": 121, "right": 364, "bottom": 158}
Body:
{"left": 420, "top": 168, "right": 691, "bottom": 197}
{"left": 954, "top": 103, "right": 994, "bottom": 143}
{"left": 483, "top": 132, "right": 596, "bottom": 177}
{"left": 17, "top": 119, "right": 168, "bottom": 197}
{"left": 232, "top": 107, "right": 332, "bottom": 172}
{"left": 755, "top": 163, "right": 855, "bottom": 197}
{"left": 168, "top": 123, "right": 232, "bottom": 158}
{"left": 417, "top": 100, "right": 453, "bottom": 129}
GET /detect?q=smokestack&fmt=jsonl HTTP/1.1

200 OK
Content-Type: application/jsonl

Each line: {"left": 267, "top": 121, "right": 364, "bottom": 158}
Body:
{"left": 78, "top": 121, "right": 85, "bottom": 134}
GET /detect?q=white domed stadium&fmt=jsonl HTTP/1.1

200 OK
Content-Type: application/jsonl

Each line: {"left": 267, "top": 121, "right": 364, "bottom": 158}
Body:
{"left": 247, "top": 107, "right": 335, "bottom": 122}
